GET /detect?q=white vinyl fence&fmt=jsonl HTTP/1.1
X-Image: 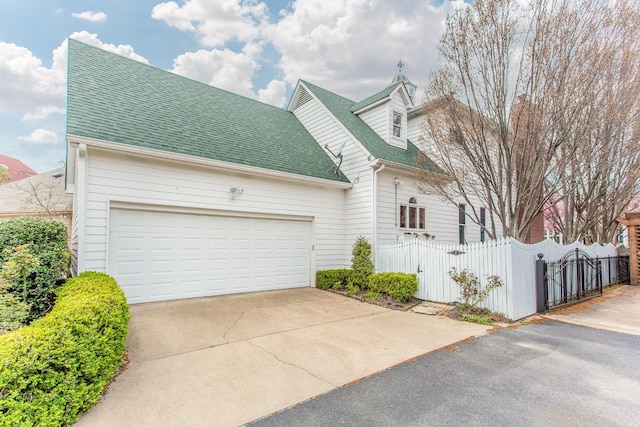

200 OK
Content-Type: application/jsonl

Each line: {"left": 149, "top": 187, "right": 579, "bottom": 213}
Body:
{"left": 376, "top": 238, "right": 620, "bottom": 320}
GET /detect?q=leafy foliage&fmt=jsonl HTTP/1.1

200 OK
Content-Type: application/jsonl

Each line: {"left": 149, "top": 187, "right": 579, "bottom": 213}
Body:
{"left": 0, "top": 291, "right": 29, "bottom": 334}
{"left": 351, "top": 236, "right": 374, "bottom": 288}
{"left": 0, "top": 244, "right": 38, "bottom": 333}
{"left": 0, "top": 272, "right": 130, "bottom": 426}
{"left": 345, "top": 282, "right": 360, "bottom": 296}
{"left": 448, "top": 267, "right": 503, "bottom": 312}
{"left": 0, "top": 217, "right": 70, "bottom": 321}
{"left": 368, "top": 272, "right": 418, "bottom": 303}
{"left": 316, "top": 269, "right": 353, "bottom": 290}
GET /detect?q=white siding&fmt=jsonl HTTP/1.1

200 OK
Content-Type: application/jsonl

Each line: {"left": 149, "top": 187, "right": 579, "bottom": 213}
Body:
{"left": 358, "top": 91, "right": 410, "bottom": 150}
{"left": 79, "top": 148, "right": 348, "bottom": 276}
{"left": 293, "top": 95, "right": 375, "bottom": 264}
{"left": 375, "top": 168, "right": 502, "bottom": 245}
{"left": 358, "top": 104, "right": 388, "bottom": 142}
{"left": 407, "top": 112, "right": 423, "bottom": 144}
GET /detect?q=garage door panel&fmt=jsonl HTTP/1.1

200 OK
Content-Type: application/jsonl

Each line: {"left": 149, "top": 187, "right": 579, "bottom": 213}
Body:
{"left": 109, "top": 209, "right": 311, "bottom": 303}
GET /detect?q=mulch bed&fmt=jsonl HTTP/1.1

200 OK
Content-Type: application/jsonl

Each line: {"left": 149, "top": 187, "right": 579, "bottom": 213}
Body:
{"left": 440, "top": 305, "right": 510, "bottom": 323}
{"left": 324, "top": 288, "right": 421, "bottom": 311}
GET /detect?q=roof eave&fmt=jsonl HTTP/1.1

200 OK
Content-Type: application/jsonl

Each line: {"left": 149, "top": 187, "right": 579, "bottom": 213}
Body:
{"left": 352, "top": 97, "right": 390, "bottom": 115}
{"left": 66, "top": 134, "right": 353, "bottom": 189}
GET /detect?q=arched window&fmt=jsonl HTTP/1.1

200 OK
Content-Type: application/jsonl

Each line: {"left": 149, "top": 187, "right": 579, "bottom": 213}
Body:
{"left": 399, "top": 197, "right": 426, "bottom": 230}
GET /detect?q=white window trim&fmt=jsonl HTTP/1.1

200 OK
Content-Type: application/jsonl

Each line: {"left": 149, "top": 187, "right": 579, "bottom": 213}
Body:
{"left": 399, "top": 198, "right": 426, "bottom": 231}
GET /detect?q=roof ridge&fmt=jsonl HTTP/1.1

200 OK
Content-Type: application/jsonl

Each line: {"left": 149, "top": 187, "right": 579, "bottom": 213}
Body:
{"left": 68, "top": 38, "right": 288, "bottom": 112}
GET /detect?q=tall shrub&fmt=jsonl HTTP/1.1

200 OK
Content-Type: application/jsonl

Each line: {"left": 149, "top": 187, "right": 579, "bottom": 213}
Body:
{"left": 0, "top": 217, "right": 70, "bottom": 321}
{"left": 351, "top": 236, "right": 374, "bottom": 288}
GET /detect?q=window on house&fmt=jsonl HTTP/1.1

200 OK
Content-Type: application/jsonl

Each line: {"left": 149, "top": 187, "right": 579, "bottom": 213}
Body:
{"left": 392, "top": 111, "right": 402, "bottom": 138}
{"left": 480, "top": 207, "right": 486, "bottom": 242}
{"left": 399, "top": 197, "right": 426, "bottom": 230}
{"left": 458, "top": 204, "right": 466, "bottom": 244}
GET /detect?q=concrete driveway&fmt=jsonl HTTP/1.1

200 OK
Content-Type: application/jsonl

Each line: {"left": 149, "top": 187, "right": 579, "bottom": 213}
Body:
{"left": 249, "top": 322, "right": 640, "bottom": 426}
{"left": 546, "top": 285, "right": 640, "bottom": 335}
{"left": 76, "top": 288, "right": 489, "bottom": 427}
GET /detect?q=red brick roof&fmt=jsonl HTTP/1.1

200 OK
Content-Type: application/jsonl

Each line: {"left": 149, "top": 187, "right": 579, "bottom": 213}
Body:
{"left": 0, "top": 154, "right": 37, "bottom": 183}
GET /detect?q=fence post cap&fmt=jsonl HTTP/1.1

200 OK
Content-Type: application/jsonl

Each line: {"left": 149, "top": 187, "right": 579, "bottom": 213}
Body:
{"left": 537, "top": 253, "right": 544, "bottom": 259}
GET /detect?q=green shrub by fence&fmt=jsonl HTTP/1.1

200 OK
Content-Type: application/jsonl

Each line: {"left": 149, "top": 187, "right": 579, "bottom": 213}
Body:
{"left": 0, "top": 217, "right": 70, "bottom": 321}
{"left": 0, "top": 272, "right": 130, "bottom": 426}
{"left": 368, "top": 272, "right": 418, "bottom": 302}
{"left": 316, "top": 269, "right": 353, "bottom": 290}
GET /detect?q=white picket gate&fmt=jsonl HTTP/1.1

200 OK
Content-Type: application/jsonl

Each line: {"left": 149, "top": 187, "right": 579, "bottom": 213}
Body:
{"left": 376, "top": 238, "right": 620, "bottom": 320}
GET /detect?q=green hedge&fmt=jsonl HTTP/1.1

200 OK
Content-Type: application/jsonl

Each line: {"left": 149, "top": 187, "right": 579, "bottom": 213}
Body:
{"left": 316, "top": 269, "right": 353, "bottom": 290}
{"left": 0, "top": 272, "right": 130, "bottom": 426}
{"left": 0, "top": 217, "right": 70, "bottom": 321}
{"left": 368, "top": 272, "right": 418, "bottom": 303}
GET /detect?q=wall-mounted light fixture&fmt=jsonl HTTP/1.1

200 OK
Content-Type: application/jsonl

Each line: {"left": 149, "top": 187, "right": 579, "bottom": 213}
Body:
{"left": 230, "top": 187, "right": 244, "bottom": 198}
{"left": 394, "top": 177, "right": 403, "bottom": 186}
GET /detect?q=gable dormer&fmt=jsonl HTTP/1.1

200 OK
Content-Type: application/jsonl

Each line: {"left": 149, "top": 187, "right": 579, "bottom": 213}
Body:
{"left": 351, "top": 63, "right": 417, "bottom": 150}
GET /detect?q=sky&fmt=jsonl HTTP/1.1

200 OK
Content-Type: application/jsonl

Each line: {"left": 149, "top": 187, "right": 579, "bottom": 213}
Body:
{"left": 0, "top": 0, "right": 468, "bottom": 173}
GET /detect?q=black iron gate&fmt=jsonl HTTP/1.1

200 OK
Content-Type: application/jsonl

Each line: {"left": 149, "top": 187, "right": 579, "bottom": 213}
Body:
{"left": 535, "top": 249, "right": 630, "bottom": 312}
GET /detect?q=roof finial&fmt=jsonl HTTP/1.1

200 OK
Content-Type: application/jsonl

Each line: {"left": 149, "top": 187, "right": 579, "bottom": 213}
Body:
{"left": 397, "top": 59, "right": 405, "bottom": 73}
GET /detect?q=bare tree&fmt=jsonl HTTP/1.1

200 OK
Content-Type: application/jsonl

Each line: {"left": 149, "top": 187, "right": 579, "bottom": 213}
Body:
{"left": 14, "top": 175, "right": 71, "bottom": 218}
{"left": 545, "top": 1, "right": 640, "bottom": 244}
{"left": 418, "top": 0, "right": 640, "bottom": 243}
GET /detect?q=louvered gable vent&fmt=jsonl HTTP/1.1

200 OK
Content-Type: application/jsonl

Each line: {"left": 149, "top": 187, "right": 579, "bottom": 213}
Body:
{"left": 294, "top": 87, "right": 313, "bottom": 109}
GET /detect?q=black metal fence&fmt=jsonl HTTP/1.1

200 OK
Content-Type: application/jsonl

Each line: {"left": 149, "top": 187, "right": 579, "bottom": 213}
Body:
{"left": 535, "top": 249, "right": 630, "bottom": 312}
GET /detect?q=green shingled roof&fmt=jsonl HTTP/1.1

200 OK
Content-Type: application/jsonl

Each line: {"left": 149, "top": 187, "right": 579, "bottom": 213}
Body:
{"left": 301, "top": 80, "right": 441, "bottom": 172}
{"left": 66, "top": 39, "right": 349, "bottom": 183}
{"left": 350, "top": 83, "right": 400, "bottom": 112}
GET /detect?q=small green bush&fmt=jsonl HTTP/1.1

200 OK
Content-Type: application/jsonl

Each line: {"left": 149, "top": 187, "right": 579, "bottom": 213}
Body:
{"left": 0, "top": 217, "right": 70, "bottom": 321}
{"left": 345, "top": 282, "right": 360, "bottom": 296}
{"left": 0, "top": 291, "right": 29, "bottom": 333}
{"left": 351, "top": 237, "right": 374, "bottom": 288}
{"left": 0, "top": 272, "right": 130, "bottom": 426}
{"left": 364, "top": 290, "right": 379, "bottom": 302}
{"left": 448, "top": 267, "right": 503, "bottom": 312}
{"left": 368, "top": 272, "right": 418, "bottom": 303}
{"left": 316, "top": 269, "right": 353, "bottom": 290}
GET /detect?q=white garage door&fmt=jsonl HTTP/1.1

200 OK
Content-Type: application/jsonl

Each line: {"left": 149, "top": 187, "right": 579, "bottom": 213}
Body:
{"left": 108, "top": 208, "right": 312, "bottom": 304}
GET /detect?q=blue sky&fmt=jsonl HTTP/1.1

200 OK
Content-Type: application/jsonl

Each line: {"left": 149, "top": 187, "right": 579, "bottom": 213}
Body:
{"left": 0, "top": 0, "right": 466, "bottom": 173}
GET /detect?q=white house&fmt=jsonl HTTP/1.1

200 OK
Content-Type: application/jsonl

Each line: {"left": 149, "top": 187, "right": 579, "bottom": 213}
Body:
{"left": 65, "top": 39, "right": 494, "bottom": 304}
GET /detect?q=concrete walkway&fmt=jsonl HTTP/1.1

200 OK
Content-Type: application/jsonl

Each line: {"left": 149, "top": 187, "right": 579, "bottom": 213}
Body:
{"left": 545, "top": 285, "right": 640, "bottom": 335}
{"left": 76, "top": 288, "right": 489, "bottom": 427}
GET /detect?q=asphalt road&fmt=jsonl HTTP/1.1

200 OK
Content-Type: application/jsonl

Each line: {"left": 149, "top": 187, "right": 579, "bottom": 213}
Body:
{"left": 248, "top": 321, "right": 640, "bottom": 427}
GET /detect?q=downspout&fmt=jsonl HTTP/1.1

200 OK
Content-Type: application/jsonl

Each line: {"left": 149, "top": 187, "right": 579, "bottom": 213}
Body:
{"left": 372, "top": 161, "right": 385, "bottom": 268}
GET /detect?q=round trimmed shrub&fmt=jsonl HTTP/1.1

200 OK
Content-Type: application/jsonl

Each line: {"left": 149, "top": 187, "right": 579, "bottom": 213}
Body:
{"left": 368, "top": 272, "right": 418, "bottom": 303}
{"left": 316, "top": 269, "right": 353, "bottom": 290}
{"left": 0, "top": 217, "right": 70, "bottom": 321}
{"left": 0, "top": 272, "right": 130, "bottom": 426}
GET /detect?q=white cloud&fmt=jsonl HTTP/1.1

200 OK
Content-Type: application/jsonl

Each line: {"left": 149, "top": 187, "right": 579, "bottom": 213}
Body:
{"left": 152, "top": 0, "right": 268, "bottom": 47}
{"left": 71, "top": 11, "right": 107, "bottom": 22}
{"left": 258, "top": 79, "right": 287, "bottom": 106}
{"left": 266, "top": 0, "right": 468, "bottom": 102}
{"left": 19, "top": 129, "right": 62, "bottom": 144}
{"left": 171, "top": 48, "right": 258, "bottom": 98}
{"left": 58, "top": 31, "right": 149, "bottom": 66}
{"left": 0, "top": 32, "right": 148, "bottom": 121}
{"left": 0, "top": 42, "right": 65, "bottom": 121}
{"left": 152, "top": 0, "right": 468, "bottom": 104}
